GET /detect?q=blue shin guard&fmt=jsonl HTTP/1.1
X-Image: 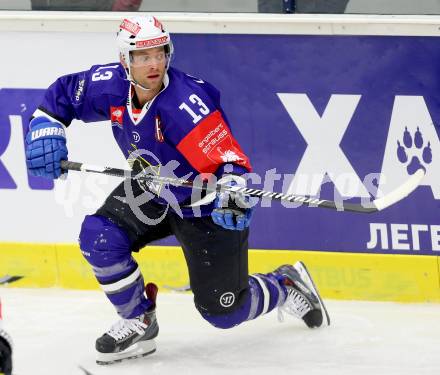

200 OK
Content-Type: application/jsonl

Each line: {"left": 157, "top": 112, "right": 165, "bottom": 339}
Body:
{"left": 79, "top": 215, "right": 153, "bottom": 318}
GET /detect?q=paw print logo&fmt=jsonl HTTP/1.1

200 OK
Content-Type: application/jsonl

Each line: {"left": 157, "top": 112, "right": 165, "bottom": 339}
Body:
{"left": 397, "top": 126, "right": 432, "bottom": 174}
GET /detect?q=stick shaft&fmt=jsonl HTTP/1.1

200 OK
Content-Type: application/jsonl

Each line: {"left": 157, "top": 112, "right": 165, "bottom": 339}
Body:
{"left": 61, "top": 160, "right": 424, "bottom": 213}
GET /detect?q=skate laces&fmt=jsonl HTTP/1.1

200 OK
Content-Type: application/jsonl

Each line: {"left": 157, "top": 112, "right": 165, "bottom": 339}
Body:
{"left": 107, "top": 316, "right": 148, "bottom": 341}
{"left": 278, "top": 288, "right": 312, "bottom": 322}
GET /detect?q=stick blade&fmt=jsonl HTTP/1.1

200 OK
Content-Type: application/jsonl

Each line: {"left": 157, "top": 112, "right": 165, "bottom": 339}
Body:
{"left": 372, "top": 169, "right": 425, "bottom": 211}
{"left": 0, "top": 275, "right": 23, "bottom": 285}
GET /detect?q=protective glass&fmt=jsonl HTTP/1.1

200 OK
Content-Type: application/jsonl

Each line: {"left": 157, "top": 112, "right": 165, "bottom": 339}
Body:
{"left": 129, "top": 51, "right": 167, "bottom": 67}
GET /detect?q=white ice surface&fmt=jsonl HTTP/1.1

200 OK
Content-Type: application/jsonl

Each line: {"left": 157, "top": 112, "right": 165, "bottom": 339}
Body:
{"left": 1, "top": 287, "right": 440, "bottom": 375}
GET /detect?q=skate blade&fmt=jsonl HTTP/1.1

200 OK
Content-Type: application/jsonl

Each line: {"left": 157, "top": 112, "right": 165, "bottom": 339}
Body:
{"left": 96, "top": 339, "right": 156, "bottom": 365}
{"left": 293, "top": 261, "right": 331, "bottom": 326}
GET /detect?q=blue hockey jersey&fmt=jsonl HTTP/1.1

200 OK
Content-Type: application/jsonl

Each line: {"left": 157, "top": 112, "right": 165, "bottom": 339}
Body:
{"left": 34, "top": 63, "right": 252, "bottom": 217}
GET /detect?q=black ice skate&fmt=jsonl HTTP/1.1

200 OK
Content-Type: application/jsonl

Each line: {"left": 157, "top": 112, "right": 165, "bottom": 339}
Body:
{"left": 0, "top": 330, "right": 12, "bottom": 375}
{"left": 96, "top": 283, "right": 159, "bottom": 365}
{"left": 275, "top": 261, "right": 330, "bottom": 328}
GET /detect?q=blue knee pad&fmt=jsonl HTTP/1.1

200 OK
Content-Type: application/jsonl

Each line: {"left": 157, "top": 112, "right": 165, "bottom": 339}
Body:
{"left": 200, "top": 273, "right": 286, "bottom": 329}
{"left": 79, "top": 215, "right": 132, "bottom": 269}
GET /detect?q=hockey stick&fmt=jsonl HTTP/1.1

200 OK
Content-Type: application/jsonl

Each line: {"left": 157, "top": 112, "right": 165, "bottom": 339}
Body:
{"left": 78, "top": 365, "right": 94, "bottom": 375}
{"left": 60, "top": 160, "right": 424, "bottom": 213}
{"left": 0, "top": 275, "right": 23, "bottom": 285}
{"left": 163, "top": 284, "right": 192, "bottom": 292}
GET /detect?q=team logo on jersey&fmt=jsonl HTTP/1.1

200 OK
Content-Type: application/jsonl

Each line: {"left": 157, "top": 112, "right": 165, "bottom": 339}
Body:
{"left": 155, "top": 116, "right": 164, "bottom": 143}
{"left": 218, "top": 148, "right": 242, "bottom": 163}
{"left": 207, "top": 138, "right": 246, "bottom": 166}
{"left": 120, "top": 18, "right": 141, "bottom": 36}
{"left": 110, "top": 106, "right": 125, "bottom": 129}
{"left": 132, "top": 131, "right": 141, "bottom": 143}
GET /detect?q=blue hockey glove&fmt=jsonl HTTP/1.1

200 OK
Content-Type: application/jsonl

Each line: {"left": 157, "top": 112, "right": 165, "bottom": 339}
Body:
{"left": 25, "top": 116, "right": 68, "bottom": 179}
{"left": 211, "top": 176, "right": 253, "bottom": 231}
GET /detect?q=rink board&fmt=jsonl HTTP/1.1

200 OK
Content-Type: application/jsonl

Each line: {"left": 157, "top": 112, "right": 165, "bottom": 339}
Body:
{"left": 1, "top": 16, "right": 440, "bottom": 253}
{"left": 1, "top": 14, "right": 440, "bottom": 303}
{"left": 0, "top": 242, "right": 439, "bottom": 303}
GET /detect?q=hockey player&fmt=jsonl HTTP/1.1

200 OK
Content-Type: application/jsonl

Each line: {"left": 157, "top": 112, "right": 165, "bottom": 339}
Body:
{"left": 25, "top": 15, "right": 330, "bottom": 364}
{"left": 0, "top": 299, "right": 12, "bottom": 375}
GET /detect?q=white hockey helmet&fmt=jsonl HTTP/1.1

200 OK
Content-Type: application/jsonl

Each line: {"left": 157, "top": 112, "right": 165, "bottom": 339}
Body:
{"left": 116, "top": 15, "right": 174, "bottom": 72}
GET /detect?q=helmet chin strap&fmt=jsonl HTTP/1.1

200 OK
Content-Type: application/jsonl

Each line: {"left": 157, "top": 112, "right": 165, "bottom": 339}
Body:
{"left": 129, "top": 78, "right": 152, "bottom": 91}
{"left": 123, "top": 63, "right": 153, "bottom": 91}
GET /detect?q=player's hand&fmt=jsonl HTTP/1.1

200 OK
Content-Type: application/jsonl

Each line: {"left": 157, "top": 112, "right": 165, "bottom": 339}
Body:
{"left": 211, "top": 176, "right": 253, "bottom": 231}
{"left": 25, "top": 116, "right": 68, "bottom": 179}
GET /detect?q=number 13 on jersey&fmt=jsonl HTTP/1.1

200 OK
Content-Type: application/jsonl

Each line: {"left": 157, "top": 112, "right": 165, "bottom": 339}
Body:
{"left": 179, "top": 94, "right": 210, "bottom": 124}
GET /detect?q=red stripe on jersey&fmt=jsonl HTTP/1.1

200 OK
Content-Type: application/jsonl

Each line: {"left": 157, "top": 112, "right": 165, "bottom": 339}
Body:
{"left": 176, "top": 110, "right": 252, "bottom": 174}
{"left": 155, "top": 116, "right": 164, "bottom": 142}
{"left": 132, "top": 108, "right": 142, "bottom": 121}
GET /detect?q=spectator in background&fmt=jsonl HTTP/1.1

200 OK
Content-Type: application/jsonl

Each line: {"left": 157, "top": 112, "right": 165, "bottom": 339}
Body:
{"left": 31, "top": 0, "right": 348, "bottom": 13}
{"left": 296, "top": 0, "right": 348, "bottom": 13}
{"left": 112, "top": 0, "right": 142, "bottom": 11}
{"left": 31, "top": 0, "right": 141, "bottom": 11}
{"left": 258, "top": 0, "right": 349, "bottom": 13}
{"left": 258, "top": 0, "right": 284, "bottom": 13}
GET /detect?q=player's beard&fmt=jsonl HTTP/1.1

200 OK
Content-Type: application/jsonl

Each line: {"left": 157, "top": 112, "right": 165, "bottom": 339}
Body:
{"left": 132, "top": 68, "right": 165, "bottom": 92}
{"left": 144, "top": 73, "right": 164, "bottom": 91}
